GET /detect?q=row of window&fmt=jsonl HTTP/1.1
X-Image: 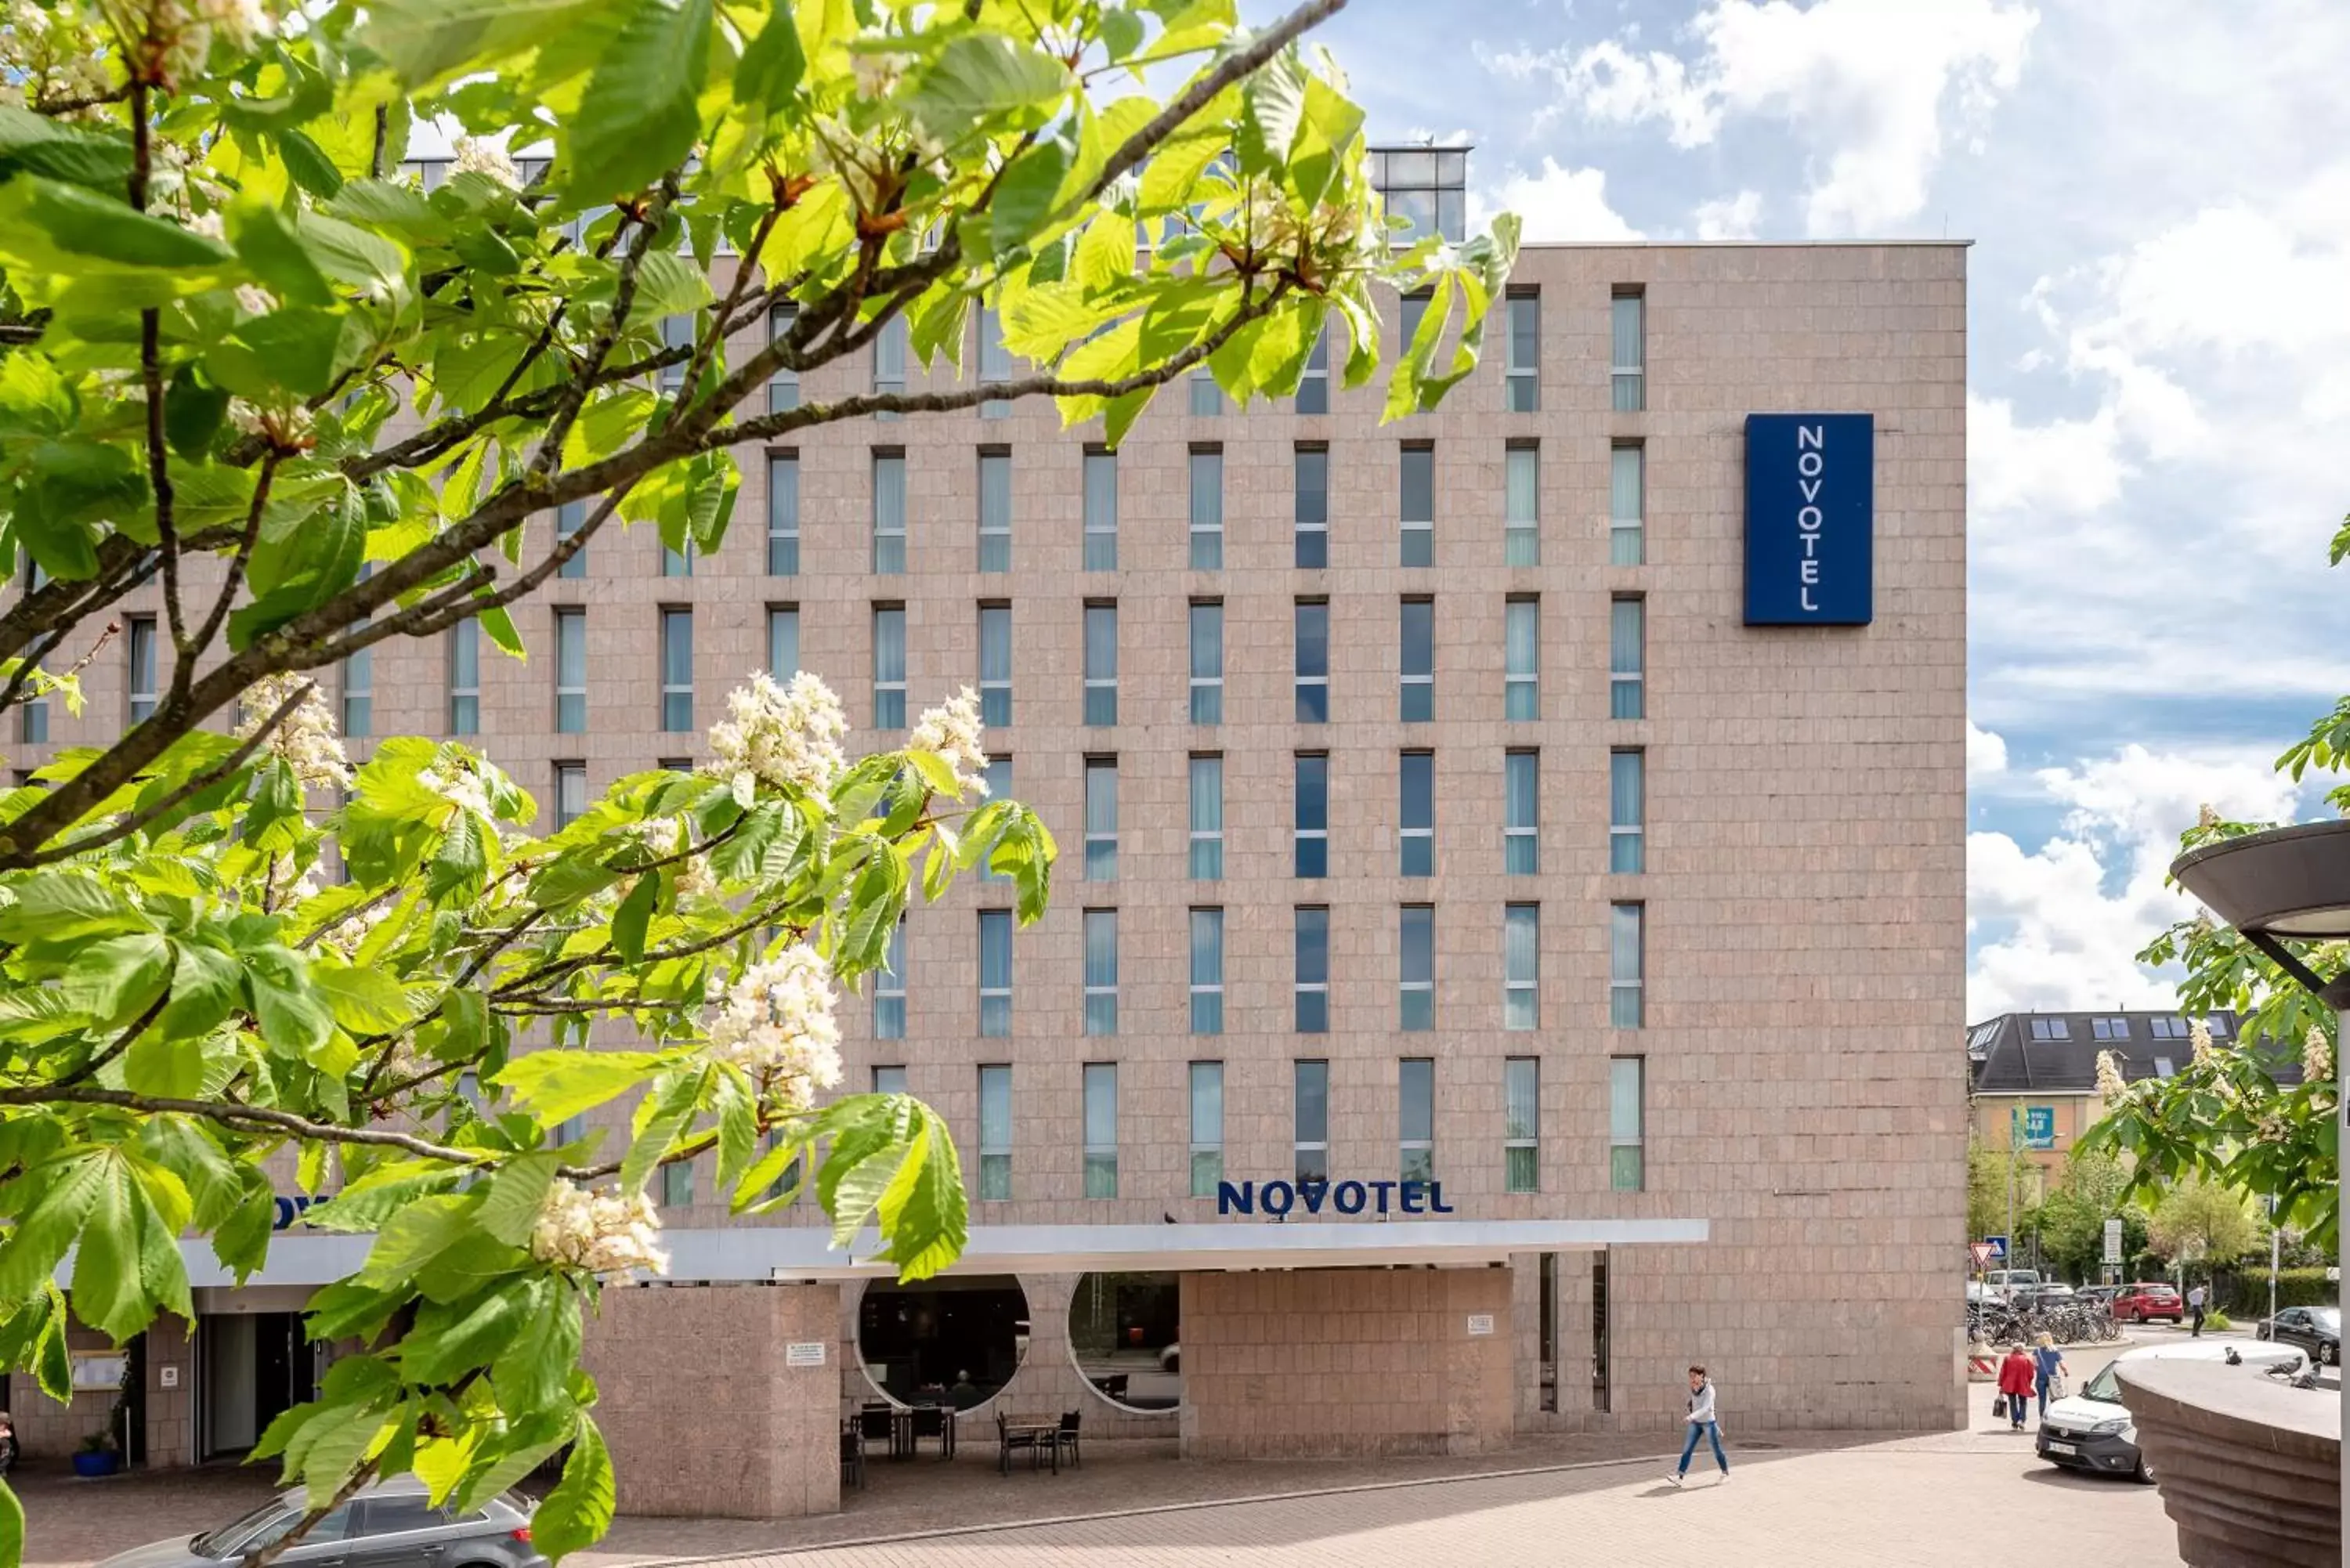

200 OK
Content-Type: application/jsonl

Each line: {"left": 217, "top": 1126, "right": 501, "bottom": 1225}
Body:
{"left": 880, "top": 901, "right": 1646, "bottom": 1042}
{"left": 349, "top": 593, "right": 1649, "bottom": 742}
{"left": 963, "top": 1053, "right": 1648, "bottom": 1202}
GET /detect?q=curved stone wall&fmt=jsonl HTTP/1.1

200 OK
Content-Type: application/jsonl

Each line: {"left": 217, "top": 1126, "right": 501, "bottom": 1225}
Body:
{"left": 2115, "top": 1358, "right": 2338, "bottom": 1568}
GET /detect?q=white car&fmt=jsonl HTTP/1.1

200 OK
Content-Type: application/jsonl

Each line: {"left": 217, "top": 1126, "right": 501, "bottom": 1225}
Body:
{"left": 2035, "top": 1337, "right": 2305, "bottom": 1483}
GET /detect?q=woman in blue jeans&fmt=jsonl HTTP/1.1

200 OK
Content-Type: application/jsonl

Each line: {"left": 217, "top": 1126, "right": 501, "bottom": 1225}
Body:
{"left": 2033, "top": 1333, "right": 2068, "bottom": 1418}
{"left": 1665, "top": 1364, "right": 1729, "bottom": 1487}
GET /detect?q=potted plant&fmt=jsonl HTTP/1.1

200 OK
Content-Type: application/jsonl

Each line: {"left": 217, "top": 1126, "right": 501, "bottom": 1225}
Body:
{"left": 71, "top": 1428, "right": 121, "bottom": 1478}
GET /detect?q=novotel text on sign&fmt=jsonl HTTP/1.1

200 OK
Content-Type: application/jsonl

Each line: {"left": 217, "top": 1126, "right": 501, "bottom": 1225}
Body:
{"left": 1217, "top": 1180, "right": 1455, "bottom": 1218}
{"left": 1743, "top": 413, "right": 1874, "bottom": 626}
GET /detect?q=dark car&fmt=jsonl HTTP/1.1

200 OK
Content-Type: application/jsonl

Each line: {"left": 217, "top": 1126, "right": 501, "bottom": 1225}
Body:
{"left": 2110, "top": 1283, "right": 2184, "bottom": 1324}
{"left": 2073, "top": 1285, "right": 2120, "bottom": 1308}
{"left": 94, "top": 1476, "right": 544, "bottom": 1568}
{"left": 2258, "top": 1305, "right": 2340, "bottom": 1366}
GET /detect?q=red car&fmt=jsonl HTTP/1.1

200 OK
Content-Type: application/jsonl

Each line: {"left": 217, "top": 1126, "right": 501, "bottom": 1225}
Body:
{"left": 2110, "top": 1284, "right": 2185, "bottom": 1324}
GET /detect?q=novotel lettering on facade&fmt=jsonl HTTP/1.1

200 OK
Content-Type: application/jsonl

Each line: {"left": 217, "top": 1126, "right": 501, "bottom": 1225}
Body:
{"left": 1217, "top": 1180, "right": 1455, "bottom": 1219}
{"left": 1743, "top": 413, "right": 1874, "bottom": 627}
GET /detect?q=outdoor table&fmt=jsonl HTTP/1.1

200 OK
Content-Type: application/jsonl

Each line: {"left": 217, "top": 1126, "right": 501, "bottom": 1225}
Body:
{"left": 906, "top": 1400, "right": 956, "bottom": 1460}
{"left": 997, "top": 1415, "right": 1061, "bottom": 1474}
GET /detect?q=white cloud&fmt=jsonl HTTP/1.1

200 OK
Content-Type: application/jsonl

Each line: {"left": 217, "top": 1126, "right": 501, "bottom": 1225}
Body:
{"left": 1966, "top": 733, "right": 2310, "bottom": 1018}
{"left": 1966, "top": 721, "right": 2009, "bottom": 786}
{"left": 1477, "top": 158, "right": 1643, "bottom": 241}
{"left": 1499, "top": 0, "right": 2038, "bottom": 235}
{"left": 1692, "top": 189, "right": 1764, "bottom": 240}
{"left": 1967, "top": 391, "right": 2126, "bottom": 515}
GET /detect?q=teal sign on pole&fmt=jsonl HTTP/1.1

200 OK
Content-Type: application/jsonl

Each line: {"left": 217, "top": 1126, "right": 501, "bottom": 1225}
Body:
{"left": 2023, "top": 1107, "right": 2056, "bottom": 1150}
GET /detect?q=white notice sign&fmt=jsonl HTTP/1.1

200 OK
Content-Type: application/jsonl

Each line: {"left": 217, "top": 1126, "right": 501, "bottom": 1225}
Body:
{"left": 1466, "top": 1314, "right": 1495, "bottom": 1337}
{"left": 786, "top": 1341, "right": 827, "bottom": 1368}
{"left": 2102, "top": 1218, "right": 2124, "bottom": 1265}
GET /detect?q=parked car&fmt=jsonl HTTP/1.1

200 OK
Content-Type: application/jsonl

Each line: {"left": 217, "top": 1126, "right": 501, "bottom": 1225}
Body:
{"left": 1986, "top": 1269, "right": 2042, "bottom": 1298}
{"left": 2110, "top": 1282, "right": 2185, "bottom": 1324}
{"left": 2257, "top": 1305, "right": 2340, "bottom": 1366}
{"left": 95, "top": 1476, "right": 544, "bottom": 1568}
{"left": 2036, "top": 1337, "right": 2306, "bottom": 1483}
{"left": 2073, "top": 1285, "right": 2120, "bottom": 1308}
{"left": 2018, "top": 1282, "right": 2076, "bottom": 1305}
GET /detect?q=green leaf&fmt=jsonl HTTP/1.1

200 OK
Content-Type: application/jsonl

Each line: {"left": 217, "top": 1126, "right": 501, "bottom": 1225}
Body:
{"left": 0, "top": 349, "right": 74, "bottom": 439}
{"left": 295, "top": 210, "right": 410, "bottom": 296}
{"left": 363, "top": 0, "right": 615, "bottom": 88}
{"left": 491, "top": 1281, "right": 580, "bottom": 1417}
{"left": 734, "top": 2, "right": 805, "bottom": 106}
{"left": 532, "top": 1416, "right": 614, "bottom": 1563}
{"left": 125, "top": 1030, "right": 205, "bottom": 1100}
{"left": 163, "top": 366, "right": 231, "bottom": 461}
{"left": 477, "top": 1153, "right": 559, "bottom": 1248}
{"left": 245, "top": 949, "right": 335, "bottom": 1058}
{"left": 494, "top": 1049, "right": 672, "bottom": 1124}
{"left": 620, "top": 1069, "right": 703, "bottom": 1195}
{"left": 276, "top": 127, "right": 347, "bottom": 198}
{"left": 309, "top": 961, "right": 414, "bottom": 1034}
{"left": 0, "top": 873, "right": 150, "bottom": 942}
{"left": 906, "top": 34, "right": 1069, "bottom": 139}
{"left": 877, "top": 1104, "right": 967, "bottom": 1281}
{"left": 356, "top": 1194, "right": 483, "bottom": 1289}
{"left": 63, "top": 931, "right": 172, "bottom": 1028}
{"left": 426, "top": 809, "right": 490, "bottom": 903}
{"left": 610, "top": 871, "right": 657, "bottom": 963}
{"left": 990, "top": 140, "right": 1072, "bottom": 255}
{"left": 3, "top": 177, "right": 237, "bottom": 269}
{"left": 0, "top": 1154, "right": 107, "bottom": 1300}
{"left": 159, "top": 942, "right": 242, "bottom": 1038}
{"left": 567, "top": 0, "right": 714, "bottom": 200}
{"left": 230, "top": 201, "right": 337, "bottom": 308}
{"left": 0, "top": 105, "right": 133, "bottom": 190}
{"left": 0, "top": 1469, "right": 22, "bottom": 1568}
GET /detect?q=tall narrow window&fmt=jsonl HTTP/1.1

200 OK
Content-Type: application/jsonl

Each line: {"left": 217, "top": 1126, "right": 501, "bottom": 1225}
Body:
{"left": 1399, "top": 750, "right": 1434, "bottom": 876}
{"left": 1611, "top": 290, "right": 1645, "bottom": 412}
{"left": 1399, "top": 1057, "right": 1434, "bottom": 1182}
{"left": 126, "top": 614, "right": 158, "bottom": 724}
{"left": 1611, "top": 750, "right": 1646, "bottom": 873}
{"left": 977, "top": 305, "right": 1013, "bottom": 419}
{"left": 1294, "top": 753, "right": 1329, "bottom": 878}
{"left": 1188, "top": 600, "right": 1223, "bottom": 724}
{"left": 1083, "top": 909, "right": 1119, "bottom": 1036}
{"left": 1399, "top": 444, "right": 1434, "bottom": 566}
{"left": 556, "top": 498, "right": 588, "bottom": 578}
{"left": 1400, "top": 904, "right": 1434, "bottom": 1032}
{"left": 447, "top": 618, "right": 479, "bottom": 735}
{"left": 657, "top": 314, "right": 692, "bottom": 392}
{"left": 1083, "top": 602, "right": 1117, "bottom": 726}
{"left": 1189, "top": 1062, "right": 1224, "bottom": 1196}
{"left": 1400, "top": 598, "right": 1434, "bottom": 722}
{"left": 341, "top": 641, "right": 371, "bottom": 739}
{"left": 1188, "top": 369, "right": 1220, "bottom": 416}
{"left": 658, "top": 609, "right": 692, "bottom": 732}
{"left": 978, "top": 909, "right": 1012, "bottom": 1037}
{"left": 978, "top": 450, "right": 1012, "bottom": 572}
{"left": 1083, "top": 450, "right": 1118, "bottom": 571}
{"left": 1294, "top": 446, "right": 1329, "bottom": 568}
{"left": 662, "top": 540, "right": 692, "bottom": 577}
{"left": 1188, "top": 754, "right": 1224, "bottom": 880}
{"left": 1295, "top": 906, "right": 1329, "bottom": 1032}
{"left": 19, "top": 695, "right": 45, "bottom": 745}
{"left": 554, "top": 762, "right": 588, "bottom": 830}
{"left": 1610, "top": 903, "right": 1644, "bottom": 1029}
{"left": 978, "top": 757, "right": 1011, "bottom": 879}
{"left": 978, "top": 603, "right": 1012, "bottom": 728}
{"left": 767, "top": 453, "right": 800, "bottom": 575}
{"left": 1504, "top": 443, "right": 1539, "bottom": 566}
{"left": 1504, "top": 750, "right": 1539, "bottom": 875}
{"left": 1294, "top": 598, "right": 1329, "bottom": 722}
{"left": 1083, "top": 1062, "right": 1118, "bottom": 1198}
{"left": 873, "top": 314, "right": 907, "bottom": 417}
{"left": 1401, "top": 293, "right": 1429, "bottom": 358}
{"left": 1083, "top": 757, "right": 1117, "bottom": 882}
{"left": 1188, "top": 448, "right": 1224, "bottom": 570}
{"left": 1293, "top": 1059, "right": 1329, "bottom": 1182}
{"left": 1188, "top": 908, "right": 1226, "bottom": 1035}
{"left": 555, "top": 609, "right": 587, "bottom": 733}
{"left": 1296, "top": 328, "right": 1329, "bottom": 414}
{"left": 1505, "top": 1057, "right": 1539, "bottom": 1193}
{"left": 766, "top": 302, "right": 798, "bottom": 414}
{"left": 872, "top": 451, "right": 907, "bottom": 574}
{"left": 872, "top": 605, "right": 906, "bottom": 729}
{"left": 1504, "top": 903, "right": 1540, "bottom": 1031}
{"left": 1504, "top": 291, "right": 1540, "bottom": 413}
{"left": 1611, "top": 443, "right": 1645, "bottom": 566}
{"left": 874, "top": 919, "right": 906, "bottom": 1039}
{"left": 660, "top": 1157, "right": 693, "bottom": 1208}
{"left": 1538, "top": 1251, "right": 1560, "bottom": 1411}
{"left": 767, "top": 605, "right": 800, "bottom": 681}
{"left": 1611, "top": 598, "right": 1645, "bottom": 720}
{"left": 1610, "top": 1057, "right": 1645, "bottom": 1190}
{"left": 1505, "top": 597, "right": 1539, "bottom": 721}
{"left": 978, "top": 1064, "right": 1011, "bottom": 1198}
{"left": 1592, "top": 1249, "right": 1613, "bottom": 1411}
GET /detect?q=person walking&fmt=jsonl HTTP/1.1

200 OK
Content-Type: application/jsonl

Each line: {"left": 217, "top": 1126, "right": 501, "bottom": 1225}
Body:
{"left": 2187, "top": 1282, "right": 2207, "bottom": 1337}
{"left": 1997, "top": 1342, "right": 2037, "bottom": 1432}
{"left": 2032, "top": 1332, "right": 2069, "bottom": 1420}
{"left": 1665, "top": 1364, "right": 1730, "bottom": 1487}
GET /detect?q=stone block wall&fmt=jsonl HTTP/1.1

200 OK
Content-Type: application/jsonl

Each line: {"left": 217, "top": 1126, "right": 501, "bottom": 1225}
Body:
{"left": 1180, "top": 1267, "right": 1514, "bottom": 1459}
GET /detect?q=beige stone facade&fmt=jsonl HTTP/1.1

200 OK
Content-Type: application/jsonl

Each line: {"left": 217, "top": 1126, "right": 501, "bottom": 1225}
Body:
{"left": 29, "top": 240, "right": 1969, "bottom": 1503}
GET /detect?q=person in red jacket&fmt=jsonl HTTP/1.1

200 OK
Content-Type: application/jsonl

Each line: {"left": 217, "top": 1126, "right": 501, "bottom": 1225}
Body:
{"left": 1997, "top": 1342, "right": 2037, "bottom": 1432}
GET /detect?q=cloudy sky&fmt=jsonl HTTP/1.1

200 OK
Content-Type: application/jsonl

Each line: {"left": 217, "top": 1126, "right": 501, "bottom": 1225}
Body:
{"left": 1251, "top": 0, "right": 2348, "bottom": 1020}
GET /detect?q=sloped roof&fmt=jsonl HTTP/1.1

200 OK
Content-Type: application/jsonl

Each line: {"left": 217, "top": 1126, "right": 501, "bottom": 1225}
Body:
{"left": 1967, "top": 1009, "right": 2305, "bottom": 1095}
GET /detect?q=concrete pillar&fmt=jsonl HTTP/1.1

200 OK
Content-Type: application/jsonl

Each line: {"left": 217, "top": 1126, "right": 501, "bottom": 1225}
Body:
{"left": 143, "top": 1317, "right": 196, "bottom": 1468}
{"left": 583, "top": 1281, "right": 841, "bottom": 1519}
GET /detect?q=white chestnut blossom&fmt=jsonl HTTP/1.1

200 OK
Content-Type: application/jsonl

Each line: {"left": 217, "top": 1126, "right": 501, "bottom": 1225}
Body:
{"left": 2189, "top": 1017, "right": 2214, "bottom": 1067}
{"left": 2195, "top": 803, "right": 2221, "bottom": 829}
{"left": 702, "top": 943, "right": 843, "bottom": 1107}
{"left": 529, "top": 1180, "right": 669, "bottom": 1277}
{"left": 147, "top": 0, "right": 273, "bottom": 83}
{"left": 908, "top": 685, "right": 990, "bottom": 800}
{"left": 419, "top": 758, "right": 497, "bottom": 822}
{"left": 2094, "top": 1050, "right": 2127, "bottom": 1101}
{"left": 705, "top": 670, "right": 849, "bottom": 804}
{"left": 236, "top": 671, "right": 352, "bottom": 791}
{"left": 2306, "top": 1025, "right": 2334, "bottom": 1087}
{"left": 453, "top": 135, "right": 519, "bottom": 190}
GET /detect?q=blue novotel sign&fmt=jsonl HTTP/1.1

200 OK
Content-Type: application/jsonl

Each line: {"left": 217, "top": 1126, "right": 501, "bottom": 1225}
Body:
{"left": 1743, "top": 413, "right": 1874, "bottom": 626}
{"left": 1217, "top": 1179, "right": 1455, "bottom": 1219}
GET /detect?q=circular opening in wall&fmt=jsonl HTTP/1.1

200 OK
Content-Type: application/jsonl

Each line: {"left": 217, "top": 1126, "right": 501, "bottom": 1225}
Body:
{"left": 855, "top": 1274, "right": 1029, "bottom": 1411}
{"left": 1068, "top": 1271, "right": 1180, "bottom": 1412}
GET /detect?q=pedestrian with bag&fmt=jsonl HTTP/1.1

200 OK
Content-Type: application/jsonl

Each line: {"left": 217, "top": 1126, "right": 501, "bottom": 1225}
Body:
{"left": 2032, "top": 1331, "right": 2068, "bottom": 1419}
{"left": 1665, "top": 1364, "right": 1730, "bottom": 1487}
{"left": 1996, "top": 1342, "right": 2036, "bottom": 1432}
{"left": 2187, "top": 1282, "right": 2207, "bottom": 1336}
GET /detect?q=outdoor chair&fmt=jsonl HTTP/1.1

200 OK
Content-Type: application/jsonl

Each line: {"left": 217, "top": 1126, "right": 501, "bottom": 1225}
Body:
{"left": 839, "top": 1425, "right": 865, "bottom": 1490}
{"left": 858, "top": 1403, "right": 899, "bottom": 1459}
{"left": 910, "top": 1401, "right": 954, "bottom": 1460}
{"left": 1054, "top": 1409, "right": 1082, "bottom": 1469}
{"left": 997, "top": 1410, "right": 1046, "bottom": 1475}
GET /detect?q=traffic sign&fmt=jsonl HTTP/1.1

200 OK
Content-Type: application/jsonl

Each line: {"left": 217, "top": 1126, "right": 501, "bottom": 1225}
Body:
{"left": 1982, "top": 1235, "right": 2008, "bottom": 1263}
{"left": 2103, "top": 1217, "right": 2124, "bottom": 1264}
{"left": 1969, "top": 1242, "right": 1995, "bottom": 1270}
